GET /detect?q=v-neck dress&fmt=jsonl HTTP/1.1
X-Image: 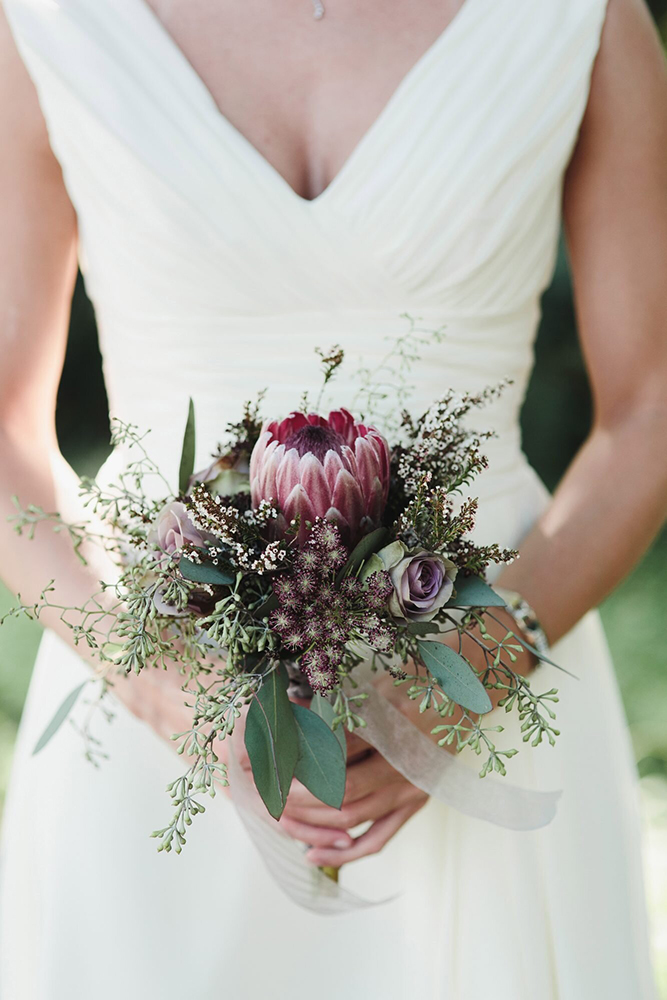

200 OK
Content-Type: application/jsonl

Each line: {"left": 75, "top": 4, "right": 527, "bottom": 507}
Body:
{"left": 0, "top": 0, "right": 658, "bottom": 997}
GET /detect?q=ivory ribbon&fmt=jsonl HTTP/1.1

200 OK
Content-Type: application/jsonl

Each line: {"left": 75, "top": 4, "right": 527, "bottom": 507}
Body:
{"left": 355, "top": 683, "right": 561, "bottom": 831}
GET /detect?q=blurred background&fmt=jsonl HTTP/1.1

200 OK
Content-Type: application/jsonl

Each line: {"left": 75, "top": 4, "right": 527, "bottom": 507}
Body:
{"left": 1, "top": 2, "right": 666, "bottom": 991}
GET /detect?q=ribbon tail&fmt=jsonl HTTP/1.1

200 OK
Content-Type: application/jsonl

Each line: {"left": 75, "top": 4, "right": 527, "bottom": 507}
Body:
{"left": 356, "top": 684, "right": 561, "bottom": 831}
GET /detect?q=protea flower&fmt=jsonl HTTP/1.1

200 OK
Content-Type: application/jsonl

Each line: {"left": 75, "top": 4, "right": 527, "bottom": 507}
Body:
{"left": 249, "top": 409, "right": 390, "bottom": 546}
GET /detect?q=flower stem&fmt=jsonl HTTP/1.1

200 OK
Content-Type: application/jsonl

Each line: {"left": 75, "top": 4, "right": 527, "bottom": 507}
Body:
{"left": 320, "top": 865, "right": 339, "bottom": 883}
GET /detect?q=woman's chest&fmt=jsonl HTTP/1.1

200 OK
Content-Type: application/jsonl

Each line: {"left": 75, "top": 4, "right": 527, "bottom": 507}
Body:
{"left": 142, "top": 0, "right": 467, "bottom": 201}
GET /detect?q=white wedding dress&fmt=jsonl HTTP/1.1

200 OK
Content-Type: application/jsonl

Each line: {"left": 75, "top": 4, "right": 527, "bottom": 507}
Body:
{"left": 0, "top": 0, "right": 659, "bottom": 996}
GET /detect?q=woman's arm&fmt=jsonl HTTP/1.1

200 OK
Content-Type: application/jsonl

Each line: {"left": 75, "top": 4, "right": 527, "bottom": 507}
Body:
{"left": 296, "top": 0, "right": 667, "bottom": 868}
{"left": 498, "top": 0, "right": 667, "bottom": 640}
{"left": 0, "top": 9, "right": 200, "bottom": 747}
{"left": 0, "top": 8, "right": 88, "bottom": 621}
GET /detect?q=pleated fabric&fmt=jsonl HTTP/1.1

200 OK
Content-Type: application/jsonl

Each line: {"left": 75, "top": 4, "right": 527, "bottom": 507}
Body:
{"left": 0, "top": 0, "right": 658, "bottom": 996}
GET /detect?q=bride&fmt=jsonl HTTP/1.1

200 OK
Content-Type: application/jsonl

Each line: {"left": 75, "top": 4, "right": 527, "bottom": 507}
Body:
{"left": 0, "top": 0, "right": 665, "bottom": 996}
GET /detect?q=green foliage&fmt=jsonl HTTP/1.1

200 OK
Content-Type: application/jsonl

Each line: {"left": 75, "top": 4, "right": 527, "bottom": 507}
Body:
{"left": 244, "top": 666, "right": 298, "bottom": 819}
{"left": 507, "top": 627, "right": 564, "bottom": 673}
{"left": 446, "top": 575, "right": 506, "bottom": 608}
{"left": 292, "top": 703, "right": 346, "bottom": 808}
{"left": 178, "top": 398, "right": 196, "bottom": 495}
{"left": 178, "top": 554, "right": 234, "bottom": 586}
{"left": 32, "top": 680, "right": 90, "bottom": 755}
{"left": 405, "top": 622, "right": 440, "bottom": 636}
{"left": 338, "top": 526, "right": 388, "bottom": 580}
{"left": 416, "top": 639, "right": 492, "bottom": 715}
{"left": 310, "top": 692, "right": 347, "bottom": 759}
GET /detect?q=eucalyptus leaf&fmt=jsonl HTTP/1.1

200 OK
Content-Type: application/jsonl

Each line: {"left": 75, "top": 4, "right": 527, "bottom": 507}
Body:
{"left": 310, "top": 692, "right": 347, "bottom": 760}
{"left": 510, "top": 631, "right": 574, "bottom": 676}
{"left": 178, "top": 397, "right": 196, "bottom": 495}
{"left": 416, "top": 639, "right": 492, "bottom": 715}
{"left": 244, "top": 666, "right": 298, "bottom": 819}
{"left": 445, "top": 574, "right": 506, "bottom": 608}
{"left": 338, "top": 526, "right": 388, "bottom": 581}
{"left": 178, "top": 554, "right": 234, "bottom": 586}
{"left": 406, "top": 622, "right": 441, "bottom": 636}
{"left": 292, "top": 704, "right": 346, "bottom": 808}
{"left": 33, "top": 680, "right": 90, "bottom": 755}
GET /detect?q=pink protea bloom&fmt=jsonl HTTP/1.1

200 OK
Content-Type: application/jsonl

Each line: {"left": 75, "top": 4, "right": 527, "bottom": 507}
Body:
{"left": 249, "top": 409, "right": 390, "bottom": 546}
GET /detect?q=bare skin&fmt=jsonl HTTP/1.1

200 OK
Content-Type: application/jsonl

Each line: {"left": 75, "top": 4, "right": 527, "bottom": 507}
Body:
{"left": 1, "top": 0, "right": 666, "bottom": 868}
{"left": 144, "top": 0, "right": 471, "bottom": 202}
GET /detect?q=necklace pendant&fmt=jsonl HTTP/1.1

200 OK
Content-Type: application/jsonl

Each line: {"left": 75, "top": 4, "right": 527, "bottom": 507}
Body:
{"left": 312, "top": 0, "right": 325, "bottom": 19}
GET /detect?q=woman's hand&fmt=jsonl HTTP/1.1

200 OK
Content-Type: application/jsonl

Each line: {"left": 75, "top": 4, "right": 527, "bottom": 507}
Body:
{"left": 279, "top": 734, "right": 428, "bottom": 867}
{"left": 111, "top": 663, "right": 427, "bottom": 867}
{"left": 112, "top": 604, "right": 531, "bottom": 862}
{"left": 111, "top": 660, "right": 196, "bottom": 746}
{"left": 277, "top": 608, "right": 535, "bottom": 866}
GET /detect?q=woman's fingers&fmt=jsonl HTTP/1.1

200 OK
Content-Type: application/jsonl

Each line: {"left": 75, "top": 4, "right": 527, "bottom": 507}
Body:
{"left": 283, "top": 751, "right": 405, "bottom": 829}
{"left": 344, "top": 729, "right": 372, "bottom": 761}
{"left": 285, "top": 781, "right": 416, "bottom": 830}
{"left": 342, "top": 751, "right": 404, "bottom": 803}
{"left": 285, "top": 777, "right": 335, "bottom": 812}
{"left": 305, "top": 795, "right": 427, "bottom": 867}
{"left": 284, "top": 750, "right": 401, "bottom": 818}
{"left": 279, "top": 815, "right": 354, "bottom": 849}
{"left": 335, "top": 786, "right": 414, "bottom": 829}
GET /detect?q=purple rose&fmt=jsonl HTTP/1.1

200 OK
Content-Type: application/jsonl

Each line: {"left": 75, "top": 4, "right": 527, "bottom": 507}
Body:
{"left": 374, "top": 541, "right": 457, "bottom": 623}
{"left": 148, "top": 501, "right": 206, "bottom": 556}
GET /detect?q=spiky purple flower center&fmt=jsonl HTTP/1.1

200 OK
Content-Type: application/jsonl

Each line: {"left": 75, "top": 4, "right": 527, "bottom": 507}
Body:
{"left": 283, "top": 424, "right": 347, "bottom": 461}
{"left": 269, "top": 518, "right": 396, "bottom": 693}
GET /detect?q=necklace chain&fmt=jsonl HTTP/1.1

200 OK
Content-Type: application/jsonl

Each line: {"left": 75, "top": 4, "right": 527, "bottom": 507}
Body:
{"left": 311, "top": 0, "right": 325, "bottom": 19}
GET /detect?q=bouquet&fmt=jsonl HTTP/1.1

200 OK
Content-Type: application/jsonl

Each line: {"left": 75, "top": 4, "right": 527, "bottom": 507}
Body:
{"left": 5, "top": 340, "right": 561, "bottom": 859}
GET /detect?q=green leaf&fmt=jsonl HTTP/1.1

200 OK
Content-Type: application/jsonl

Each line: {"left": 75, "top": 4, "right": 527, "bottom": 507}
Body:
{"left": 178, "top": 554, "right": 234, "bottom": 586}
{"left": 178, "top": 397, "right": 196, "bottom": 495}
{"left": 406, "top": 622, "right": 440, "bottom": 636}
{"left": 33, "top": 681, "right": 90, "bottom": 755}
{"left": 244, "top": 666, "right": 299, "bottom": 819}
{"left": 416, "top": 639, "right": 492, "bottom": 715}
{"left": 445, "top": 574, "right": 506, "bottom": 608}
{"left": 292, "top": 704, "right": 346, "bottom": 808}
{"left": 338, "top": 526, "right": 388, "bottom": 581}
{"left": 310, "top": 692, "right": 347, "bottom": 760}
{"left": 358, "top": 552, "right": 384, "bottom": 583}
{"left": 510, "top": 630, "right": 574, "bottom": 676}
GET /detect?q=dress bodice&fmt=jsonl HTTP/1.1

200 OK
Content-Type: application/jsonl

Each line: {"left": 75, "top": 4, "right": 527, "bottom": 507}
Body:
{"left": 5, "top": 0, "right": 608, "bottom": 531}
